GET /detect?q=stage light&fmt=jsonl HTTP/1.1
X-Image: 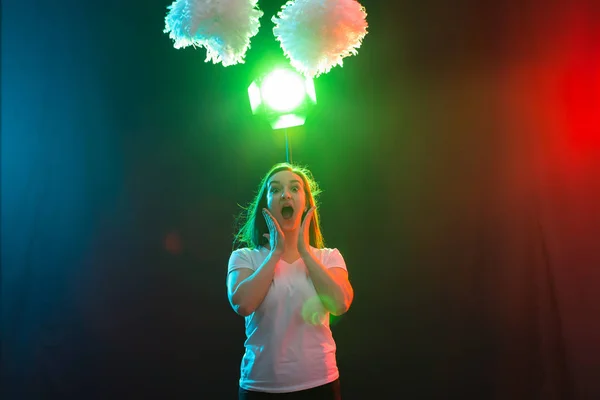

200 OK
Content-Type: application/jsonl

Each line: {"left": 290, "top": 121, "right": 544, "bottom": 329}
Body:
{"left": 248, "top": 68, "right": 316, "bottom": 131}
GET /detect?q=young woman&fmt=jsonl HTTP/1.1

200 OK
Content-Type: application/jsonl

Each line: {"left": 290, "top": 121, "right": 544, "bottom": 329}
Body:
{"left": 227, "top": 163, "right": 354, "bottom": 399}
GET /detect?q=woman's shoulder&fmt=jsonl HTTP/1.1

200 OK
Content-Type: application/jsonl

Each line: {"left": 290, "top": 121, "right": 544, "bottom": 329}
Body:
{"left": 312, "top": 247, "right": 343, "bottom": 258}
{"left": 231, "top": 246, "right": 268, "bottom": 257}
{"left": 228, "top": 247, "right": 269, "bottom": 270}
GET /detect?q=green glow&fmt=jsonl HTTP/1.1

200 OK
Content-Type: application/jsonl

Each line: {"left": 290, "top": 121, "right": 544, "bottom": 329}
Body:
{"left": 248, "top": 67, "right": 317, "bottom": 130}
{"left": 248, "top": 81, "right": 262, "bottom": 113}
{"left": 305, "top": 78, "right": 317, "bottom": 104}
{"left": 260, "top": 69, "right": 307, "bottom": 113}
{"left": 301, "top": 295, "right": 343, "bottom": 326}
{"left": 272, "top": 114, "right": 306, "bottom": 130}
{"left": 301, "top": 296, "right": 327, "bottom": 326}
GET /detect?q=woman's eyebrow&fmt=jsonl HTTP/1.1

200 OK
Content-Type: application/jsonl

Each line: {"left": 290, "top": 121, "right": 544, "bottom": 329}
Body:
{"left": 268, "top": 180, "right": 302, "bottom": 186}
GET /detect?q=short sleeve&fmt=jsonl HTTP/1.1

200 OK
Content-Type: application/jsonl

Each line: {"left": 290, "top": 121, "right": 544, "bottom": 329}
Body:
{"left": 323, "top": 248, "right": 347, "bottom": 272}
{"left": 227, "top": 248, "right": 256, "bottom": 275}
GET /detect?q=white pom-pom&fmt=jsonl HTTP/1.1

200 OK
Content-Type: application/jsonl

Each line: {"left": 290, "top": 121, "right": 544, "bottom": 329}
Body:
{"left": 164, "top": 0, "right": 263, "bottom": 67}
{"left": 272, "top": 0, "right": 368, "bottom": 77}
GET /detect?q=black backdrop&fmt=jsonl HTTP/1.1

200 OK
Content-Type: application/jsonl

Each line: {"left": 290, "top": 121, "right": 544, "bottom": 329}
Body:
{"left": 2, "top": 1, "right": 600, "bottom": 399}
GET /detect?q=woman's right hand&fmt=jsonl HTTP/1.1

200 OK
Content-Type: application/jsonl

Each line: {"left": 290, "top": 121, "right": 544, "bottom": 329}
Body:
{"left": 262, "top": 208, "right": 285, "bottom": 256}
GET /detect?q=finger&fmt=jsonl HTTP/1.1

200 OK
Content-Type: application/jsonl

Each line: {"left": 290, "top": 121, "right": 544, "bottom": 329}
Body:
{"left": 265, "top": 218, "right": 274, "bottom": 237}
{"left": 263, "top": 208, "right": 284, "bottom": 240}
{"left": 302, "top": 207, "right": 315, "bottom": 228}
{"left": 272, "top": 216, "right": 283, "bottom": 233}
{"left": 268, "top": 214, "right": 277, "bottom": 233}
{"left": 266, "top": 210, "right": 283, "bottom": 233}
{"left": 263, "top": 208, "right": 272, "bottom": 219}
{"left": 263, "top": 208, "right": 275, "bottom": 220}
{"left": 263, "top": 209, "right": 274, "bottom": 231}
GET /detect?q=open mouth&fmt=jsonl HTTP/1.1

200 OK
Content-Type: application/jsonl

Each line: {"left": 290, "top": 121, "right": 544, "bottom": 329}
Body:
{"left": 281, "top": 206, "right": 294, "bottom": 220}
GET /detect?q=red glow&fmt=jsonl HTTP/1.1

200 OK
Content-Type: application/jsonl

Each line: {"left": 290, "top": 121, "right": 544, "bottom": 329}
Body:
{"left": 557, "top": 5, "right": 600, "bottom": 155}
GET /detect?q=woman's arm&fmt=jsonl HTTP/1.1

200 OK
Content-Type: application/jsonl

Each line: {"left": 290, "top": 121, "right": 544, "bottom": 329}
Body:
{"left": 301, "top": 251, "right": 354, "bottom": 316}
{"left": 227, "top": 250, "right": 281, "bottom": 317}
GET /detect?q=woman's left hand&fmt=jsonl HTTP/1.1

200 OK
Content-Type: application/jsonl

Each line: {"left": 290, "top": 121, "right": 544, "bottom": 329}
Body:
{"left": 298, "top": 207, "right": 316, "bottom": 256}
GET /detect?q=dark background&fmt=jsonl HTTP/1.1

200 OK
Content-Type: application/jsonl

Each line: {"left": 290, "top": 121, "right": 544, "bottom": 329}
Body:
{"left": 2, "top": 0, "right": 600, "bottom": 399}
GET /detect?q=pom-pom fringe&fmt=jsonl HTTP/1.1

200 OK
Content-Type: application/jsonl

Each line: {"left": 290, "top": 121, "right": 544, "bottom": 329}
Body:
{"left": 273, "top": 0, "right": 368, "bottom": 77}
{"left": 164, "top": 0, "right": 263, "bottom": 67}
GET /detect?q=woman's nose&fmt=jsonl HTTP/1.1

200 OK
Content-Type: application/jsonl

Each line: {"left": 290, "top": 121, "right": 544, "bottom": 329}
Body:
{"left": 281, "top": 190, "right": 291, "bottom": 199}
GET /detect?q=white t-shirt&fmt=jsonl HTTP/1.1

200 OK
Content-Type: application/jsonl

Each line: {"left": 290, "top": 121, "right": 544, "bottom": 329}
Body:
{"left": 227, "top": 246, "right": 348, "bottom": 393}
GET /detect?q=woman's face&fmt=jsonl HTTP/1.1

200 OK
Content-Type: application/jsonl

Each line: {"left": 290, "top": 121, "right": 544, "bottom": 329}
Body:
{"left": 266, "top": 170, "right": 307, "bottom": 232}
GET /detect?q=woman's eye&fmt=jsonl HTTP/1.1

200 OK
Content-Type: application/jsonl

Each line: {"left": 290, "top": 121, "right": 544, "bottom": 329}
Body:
{"left": 291, "top": 186, "right": 299, "bottom": 192}
{"left": 270, "top": 188, "right": 279, "bottom": 193}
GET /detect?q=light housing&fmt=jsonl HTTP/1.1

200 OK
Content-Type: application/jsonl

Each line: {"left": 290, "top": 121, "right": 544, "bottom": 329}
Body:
{"left": 248, "top": 68, "right": 316, "bottom": 130}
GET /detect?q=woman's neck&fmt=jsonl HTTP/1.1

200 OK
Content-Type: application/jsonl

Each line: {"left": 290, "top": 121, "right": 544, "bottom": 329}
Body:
{"left": 263, "top": 229, "right": 303, "bottom": 261}
{"left": 282, "top": 229, "right": 300, "bottom": 255}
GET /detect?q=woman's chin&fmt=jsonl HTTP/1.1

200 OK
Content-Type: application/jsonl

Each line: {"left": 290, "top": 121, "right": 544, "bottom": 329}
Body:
{"left": 280, "top": 219, "right": 299, "bottom": 231}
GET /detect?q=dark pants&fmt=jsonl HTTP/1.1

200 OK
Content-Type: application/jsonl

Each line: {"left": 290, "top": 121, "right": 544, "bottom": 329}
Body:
{"left": 239, "top": 379, "right": 341, "bottom": 400}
